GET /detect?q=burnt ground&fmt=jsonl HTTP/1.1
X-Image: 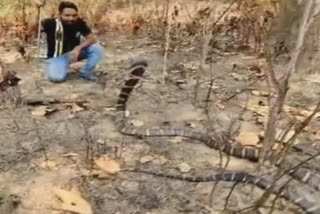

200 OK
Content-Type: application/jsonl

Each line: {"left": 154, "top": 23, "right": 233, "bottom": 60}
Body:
{"left": 1, "top": 33, "right": 320, "bottom": 214}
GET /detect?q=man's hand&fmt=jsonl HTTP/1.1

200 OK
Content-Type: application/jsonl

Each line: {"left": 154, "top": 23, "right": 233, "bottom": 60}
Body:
{"left": 69, "top": 46, "right": 82, "bottom": 63}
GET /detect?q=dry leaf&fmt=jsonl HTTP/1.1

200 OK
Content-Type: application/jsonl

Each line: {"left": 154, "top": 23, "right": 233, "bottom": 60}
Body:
{"left": 169, "top": 136, "right": 183, "bottom": 143}
{"left": 70, "top": 186, "right": 82, "bottom": 196}
{"left": 54, "top": 188, "right": 93, "bottom": 214}
{"left": 158, "top": 155, "right": 168, "bottom": 165}
{"left": 31, "top": 106, "right": 56, "bottom": 116}
{"left": 297, "top": 109, "right": 320, "bottom": 118}
{"left": 65, "top": 103, "right": 84, "bottom": 113}
{"left": 251, "top": 90, "right": 269, "bottom": 97}
{"left": 236, "top": 132, "right": 260, "bottom": 146}
{"left": 40, "top": 160, "right": 57, "bottom": 170}
{"left": 96, "top": 139, "right": 105, "bottom": 144}
{"left": 95, "top": 156, "right": 121, "bottom": 174}
{"left": 140, "top": 155, "right": 154, "bottom": 163}
{"left": 272, "top": 143, "right": 280, "bottom": 150}
{"left": 178, "top": 162, "right": 191, "bottom": 173}
{"left": 185, "top": 122, "right": 196, "bottom": 128}
{"left": 0, "top": 51, "right": 21, "bottom": 64}
{"left": 309, "top": 132, "right": 320, "bottom": 141}
{"left": 247, "top": 99, "right": 269, "bottom": 116}
{"left": 129, "top": 120, "right": 144, "bottom": 127}
{"left": 216, "top": 103, "right": 225, "bottom": 110}
{"left": 71, "top": 103, "right": 84, "bottom": 113}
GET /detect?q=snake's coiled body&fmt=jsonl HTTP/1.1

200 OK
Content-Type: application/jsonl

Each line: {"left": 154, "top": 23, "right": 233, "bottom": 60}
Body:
{"left": 115, "top": 60, "right": 320, "bottom": 214}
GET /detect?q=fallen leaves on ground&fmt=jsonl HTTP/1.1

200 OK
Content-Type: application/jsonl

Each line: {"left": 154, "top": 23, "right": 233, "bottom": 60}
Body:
{"left": 31, "top": 106, "right": 57, "bottom": 116}
{"left": 0, "top": 50, "right": 22, "bottom": 64}
{"left": 216, "top": 102, "right": 225, "bottom": 110}
{"left": 40, "top": 160, "right": 58, "bottom": 170}
{"left": 94, "top": 155, "right": 121, "bottom": 174}
{"left": 53, "top": 187, "right": 93, "bottom": 214}
{"left": 70, "top": 186, "right": 82, "bottom": 197}
{"left": 247, "top": 98, "right": 320, "bottom": 125}
{"left": 251, "top": 90, "right": 269, "bottom": 97}
{"left": 259, "top": 129, "right": 296, "bottom": 144}
{"left": 304, "top": 127, "right": 320, "bottom": 141}
{"left": 286, "top": 106, "right": 320, "bottom": 121}
{"left": 64, "top": 103, "right": 85, "bottom": 114}
{"left": 247, "top": 98, "right": 269, "bottom": 117}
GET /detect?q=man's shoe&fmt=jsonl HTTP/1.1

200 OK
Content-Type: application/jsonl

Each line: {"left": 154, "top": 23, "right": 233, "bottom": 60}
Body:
{"left": 79, "top": 73, "right": 97, "bottom": 82}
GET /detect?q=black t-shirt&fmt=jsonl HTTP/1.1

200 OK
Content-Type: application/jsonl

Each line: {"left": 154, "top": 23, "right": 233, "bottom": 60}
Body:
{"left": 41, "top": 18, "right": 92, "bottom": 58}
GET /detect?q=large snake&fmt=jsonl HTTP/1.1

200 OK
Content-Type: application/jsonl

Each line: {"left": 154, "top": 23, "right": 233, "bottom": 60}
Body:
{"left": 125, "top": 168, "right": 320, "bottom": 214}
{"left": 115, "top": 60, "right": 320, "bottom": 214}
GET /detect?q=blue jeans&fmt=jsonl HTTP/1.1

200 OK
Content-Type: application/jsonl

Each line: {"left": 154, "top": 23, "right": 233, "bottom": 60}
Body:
{"left": 45, "top": 43, "right": 104, "bottom": 82}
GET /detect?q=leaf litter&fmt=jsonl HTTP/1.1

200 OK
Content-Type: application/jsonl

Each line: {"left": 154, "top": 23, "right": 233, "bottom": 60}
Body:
{"left": 53, "top": 187, "right": 93, "bottom": 214}
{"left": 94, "top": 155, "right": 121, "bottom": 175}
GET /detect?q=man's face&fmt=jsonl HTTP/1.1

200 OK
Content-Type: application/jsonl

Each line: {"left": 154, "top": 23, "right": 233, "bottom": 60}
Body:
{"left": 60, "top": 8, "right": 78, "bottom": 25}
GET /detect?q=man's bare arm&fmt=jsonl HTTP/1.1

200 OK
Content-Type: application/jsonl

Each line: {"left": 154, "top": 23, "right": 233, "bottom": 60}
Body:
{"left": 76, "top": 33, "right": 96, "bottom": 50}
{"left": 70, "top": 33, "right": 96, "bottom": 62}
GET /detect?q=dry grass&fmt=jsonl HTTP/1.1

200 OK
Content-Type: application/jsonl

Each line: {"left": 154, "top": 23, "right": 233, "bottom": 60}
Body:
{"left": 0, "top": 0, "right": 278, "bottom": 50}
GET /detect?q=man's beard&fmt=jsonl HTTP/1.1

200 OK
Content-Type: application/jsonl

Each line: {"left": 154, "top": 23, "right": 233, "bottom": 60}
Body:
{"left": 61, "top": 19, "right": 76, "bottom": 26}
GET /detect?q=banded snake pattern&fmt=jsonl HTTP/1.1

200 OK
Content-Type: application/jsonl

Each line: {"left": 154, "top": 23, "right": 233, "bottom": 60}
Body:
{"left": 115, "top": 60, "right": 320, "bottom": 214}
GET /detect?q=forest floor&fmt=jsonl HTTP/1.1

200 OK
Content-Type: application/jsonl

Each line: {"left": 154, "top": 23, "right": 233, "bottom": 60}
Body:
{"left": 1, "top": 29, "right": 320, "bottom": 214}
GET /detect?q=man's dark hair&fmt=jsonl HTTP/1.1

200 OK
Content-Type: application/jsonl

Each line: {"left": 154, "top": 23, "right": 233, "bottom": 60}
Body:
{"left": 58, "top": 1, "right": 78, "bottom": 13}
